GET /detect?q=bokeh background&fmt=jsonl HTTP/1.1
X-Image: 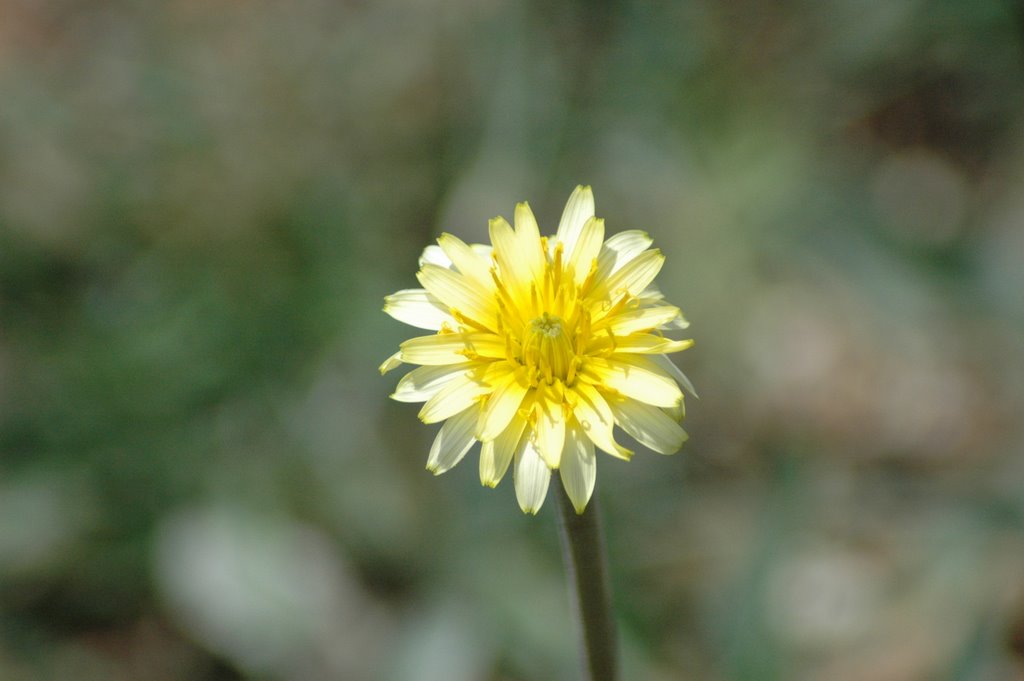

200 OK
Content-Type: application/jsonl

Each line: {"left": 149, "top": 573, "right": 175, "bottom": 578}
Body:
{"left": 2, "top": 1, "right": 1024, "bottom": 679}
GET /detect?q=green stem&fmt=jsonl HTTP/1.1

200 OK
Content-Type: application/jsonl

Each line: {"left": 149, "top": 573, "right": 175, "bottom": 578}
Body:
{"left": 556, "top": 478, "right": 620, "bottom": 681}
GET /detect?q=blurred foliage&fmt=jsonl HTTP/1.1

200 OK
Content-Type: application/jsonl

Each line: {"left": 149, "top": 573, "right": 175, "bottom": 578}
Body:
{"left": 1, "top": 0, "right": 1024, "bottom": 679}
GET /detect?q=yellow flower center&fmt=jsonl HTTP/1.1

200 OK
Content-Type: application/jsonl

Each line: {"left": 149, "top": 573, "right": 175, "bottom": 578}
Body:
{"left": 484, "top": 237, "right": 611, "bottom": 391}
{"left": 524, "top": 313, "right": 575, "bottom": 386}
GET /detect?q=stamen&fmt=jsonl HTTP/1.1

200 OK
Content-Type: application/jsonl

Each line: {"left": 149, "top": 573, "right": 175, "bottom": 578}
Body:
{"left": 601, "top": 292, "right": 632, "bottom": 321}
{"left": 579, "top": 258, "right": 599, "bottom": 296}
{"left": 451, "top": 309, "right": 490, "bottom": 333}
{"left": 552, "top": 242, "right": 564, "bottom": 291}
{"left": 566, "top": 357, "right": 579, "bottom": 385}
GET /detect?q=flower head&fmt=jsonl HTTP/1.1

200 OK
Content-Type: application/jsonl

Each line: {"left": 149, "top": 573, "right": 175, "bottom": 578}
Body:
{"left": 381, "top": 186, "right": 695, "bottom": 514}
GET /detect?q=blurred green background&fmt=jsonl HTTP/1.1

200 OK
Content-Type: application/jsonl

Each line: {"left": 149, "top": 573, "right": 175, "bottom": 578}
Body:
{"left": 2, "top": 1, "right": 1024, "bottom": 679}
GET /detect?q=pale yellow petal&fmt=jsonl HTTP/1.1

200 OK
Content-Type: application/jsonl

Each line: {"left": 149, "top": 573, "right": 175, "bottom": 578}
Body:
{"left": 514, "top": 436, "right": 551, "bottom": 514}
{"left": 391, "top": 363, "right": 472, "bottom": 403}
{"left": 532, "top": 396, "right": 566, "bottom": 468}
{"left": 555, "top": 185, "right": 595, "bottom": 255}
{"left": 480, "top": 413, "right": 526, "bottom": 487}
{"left": 383, "top": 289, "right": 455, "bottom": 330}
{"left": 470, "top": 244, "right": 493, "bottom": 260}
{"left": 599, "top": 249, "right": 664, "bottom": 299}
{"left": 419, "top": 244, "right": 451, "bottom": 268}
{"left": 459, "top": 334, "right": 508, "bottom": 360}
{"left": 596, "top": 230, "right": 652, "bottom": 278}
{"left": 426, "top": 406, "right": 478, "bottom": 474}
{"left": 559, "top": 426, "right": 596, "bottom": 513}
{"left": 587, "top": 333, "right": 693, "bottom": 355}
{"left": 514, "top": 202, "right": 545, "bottom": 281}
{"left": 489, "top": 216, "right": 534, "bottom": 300}
{"left": 649, "top": 353, "right": 699, "bottom": 398}
{"left": 438, "top": 233, "right": 495, "bottom": 289}
{"left": 660, "top": 314, "right": 691, "bottom": 331}
{"left": 637, "top": 284, "right": 665, "bottom": 303}
{"left": 398, "top": 334, "right": 469, "bottom": 365}
{"left": 477, "top": 367, "right": 530, "bottom": 441}
{"left": 569, "top": 383, "right": 632, "bottom": 460}
{"left": 597, "top": 305, "right": 682, "bottom": 336}
{"left": 379, "top": 351, "right": 403, "bottom": 375}
{"left": 418, "top": 372, "right": 490, "bottom": 424}
{"left": 579, "top": 356, "right": 682, "bottom": 408}
{"left": 637, "top": 286, "right": 691, "bottom": 328}
{"left": 399, "top": 332, "right": 505, "bottom": 365}
{"left": 607, "top": 395, "right": 688, "bottom": 454}
{"left": 513, "top": 201, "right": 540, "bottom": 241}
{"left": 417, "top": 264, "right": 498, "bottom": 331}
{"left": 569, "top": 217, "right": 605, "bottom": 285}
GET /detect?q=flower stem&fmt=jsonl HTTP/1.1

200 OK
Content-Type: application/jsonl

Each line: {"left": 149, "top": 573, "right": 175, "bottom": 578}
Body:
{"left": 556, "top": 478, "right": 619, "bottom": 681}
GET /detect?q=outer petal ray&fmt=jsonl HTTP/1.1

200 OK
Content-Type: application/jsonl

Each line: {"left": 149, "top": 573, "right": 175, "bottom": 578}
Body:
{"left": 489, "top": 216, "right": 534, "bottom": 303}
{"left": 569, "top": 217, "right": 605, "bottom": 285}
{"left": 579, "top": 357, "right": 682, "bottom": 408}
{"left": 400, "top": 333, "right": 505, "bottom": 365}
{"left": 418, "top": 372, "right": 490, "bottom": 424}
{"left": 379, "top": 351, "right": 403, "bottom": 375}
{"left": 555, "top": 185, "right": 595, "bottom": 254}
{"left": 392, "top": 363, "right": 472, "bottom": 403}
{"left": 417, "top": 264, "right": 498, "bottom": 331}
{"left": 438, "top": 233, "right": 495, "bottom": 289}
{"left": 419, "top": 244, "right": 451, "bottom": 268}
{"left": 514, "top": 437, "right": 551, "bottom": 514}
{"left": 533, "top": 397, "right": 566, "bottom": 468}
{"left": 480, "top": 414, "right": 526, "bottom": 487}
{"left": 599, "top": 249, "right": 665, "bottom": 299}
{"left": 515, "top": 203, "right": 546, "bottom": 284}
{"left": 560, "top": 426, "right": 596, "bottom": 513}
{"left": 596, "top": 230, "right": 653, "bottom": 278}
{"left": 598, "top": 305, "right": 681, "bottom": 336}
{"left": 384, "top": 289, "right": 455, "bottom": 330}
{"left": 608, "top": 395, "right": 688, "bottom": 454}
{"left": 649, "top": 353, "right": 700, "bottom": 399}
{"left": 587, "top": 333, "right": 693, "bottom": 355}
{"left": 570, "top": 383, "right": 632, "bottom": 460}
{"left": 477, "top": 368, "right": 530, "bottom": 441}
{"left": 427, "top": 406, "right": 478, "bottom": 474}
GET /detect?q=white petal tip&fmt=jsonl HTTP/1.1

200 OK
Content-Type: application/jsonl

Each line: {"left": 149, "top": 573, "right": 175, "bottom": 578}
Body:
{"left": 379, "top": 359, "right": 402, "bottom": 375}
{"left": 565, "top": 494, "right": 589, "bottom": 514}
{"left": 612, "top": 443, "right": 635, "bottom": 460}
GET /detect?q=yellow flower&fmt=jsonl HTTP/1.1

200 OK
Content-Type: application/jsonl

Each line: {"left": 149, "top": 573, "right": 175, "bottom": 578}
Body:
{"left": 381, "top": 186, "right": 695, "bottom": 514}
